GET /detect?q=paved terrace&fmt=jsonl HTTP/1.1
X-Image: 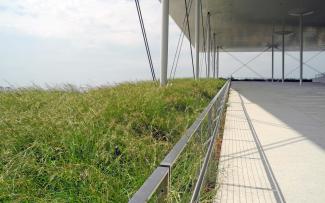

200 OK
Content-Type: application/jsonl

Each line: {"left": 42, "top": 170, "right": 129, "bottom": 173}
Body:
{"left": 215, "top": 82, "right": 325, "bottom": 203}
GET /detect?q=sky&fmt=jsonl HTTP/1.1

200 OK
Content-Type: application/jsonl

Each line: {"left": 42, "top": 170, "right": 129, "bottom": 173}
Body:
{"left": 0, "top": 0, "right": 324, "bottom": 87}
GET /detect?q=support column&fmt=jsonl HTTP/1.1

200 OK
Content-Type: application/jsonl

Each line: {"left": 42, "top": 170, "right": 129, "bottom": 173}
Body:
{"left": 299, "top": 14, "right": 303, "bottom": 85}
{"left": 195, "top": 0, "right": 200, "bottom": 80}
{"left": 207, "top": 12, "right": 211, "bottom": 78}
{"left": 282, "top": 33, "right": 285, "bottom": 83}
{"left": 160, "top": 0, "right": 169, "bottom": 86}
{"left": 275, "top": 30, "right": 292, "bottom": 83}
{"left": 217, "top": 46, "right": 219, "bottom": 79}
{"left": 213, "top": 33, "right": 216, "bottom": 78}
{"left": 289, "top": 9, "right": 313, "bottom": 85}
{"left": 271, "top": 34, "right": 274, "bottom": 82}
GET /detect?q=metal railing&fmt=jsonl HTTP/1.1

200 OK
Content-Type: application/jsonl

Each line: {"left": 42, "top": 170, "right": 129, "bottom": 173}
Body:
{"left": 129, "top": 80, "right": 231, "bottom": 203}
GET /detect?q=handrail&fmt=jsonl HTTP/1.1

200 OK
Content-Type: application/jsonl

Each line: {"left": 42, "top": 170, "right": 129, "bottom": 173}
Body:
{"left": 129, "top": 80, "right": 231, "bottom": 203}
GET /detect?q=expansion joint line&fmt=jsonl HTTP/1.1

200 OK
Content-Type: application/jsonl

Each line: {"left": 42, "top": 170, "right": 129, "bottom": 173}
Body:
{"left": 238, "top": 93, "right": 286, "bottom": 203}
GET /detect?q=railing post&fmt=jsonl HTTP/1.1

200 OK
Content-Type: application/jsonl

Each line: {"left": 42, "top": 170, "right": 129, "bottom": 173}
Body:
{"left": 212, "top": 102, "right": 216, "bottom": 129}
{"left": 205, "top": 138, "right": 218, "bottom": 192}
{"left": 157, "top": 171, "right": 170, "bottom": 202}
{"left": 208, "top": 110, "right": 212, "bottom": 137}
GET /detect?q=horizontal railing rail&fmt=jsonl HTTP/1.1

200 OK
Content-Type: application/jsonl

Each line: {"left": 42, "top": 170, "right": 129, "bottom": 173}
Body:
{"left": 129, "top": 80, "right": 231, "bottom": 203}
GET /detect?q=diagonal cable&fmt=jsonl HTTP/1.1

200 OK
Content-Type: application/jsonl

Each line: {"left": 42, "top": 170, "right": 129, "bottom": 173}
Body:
{"left": 285, "top": 50, "right": 324, "bottom": 77}
{"left": 134, "top": 0, "right": 156, "bottom": 81}
{"left": 200, "top": 1, "right": 208, "bottom": 75}
{"left": 169, "top": 0, "right": 194, "bottom": 79}
{"left": 222, "top": 47, "right": 270, "bottom": 79}
{"left": 172, "top": 0, "right": 195, "bottom": 80}
{"left": 170, "top": 33, "right": 186, "bottom": 79}
{"left": 285, "top": 52, "right": 322, "bottom": 74}
{"left": 184, "top": 0, "right": 195, "bottom": 79}
{"left": 275, "top": 47, "right": 323, "bottom": 74}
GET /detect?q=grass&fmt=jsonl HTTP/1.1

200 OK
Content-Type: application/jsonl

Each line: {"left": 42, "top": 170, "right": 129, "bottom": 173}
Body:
{"left": 0, "top": 78, "right": 225, "bottom": 202}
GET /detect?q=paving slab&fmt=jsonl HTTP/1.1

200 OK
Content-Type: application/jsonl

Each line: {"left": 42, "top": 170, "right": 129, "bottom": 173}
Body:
{"left": 215, "top": 82, "right": 325, "bottom": 203}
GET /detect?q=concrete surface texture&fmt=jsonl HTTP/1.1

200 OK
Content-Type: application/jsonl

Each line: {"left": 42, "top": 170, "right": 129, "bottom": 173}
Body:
{"left": 215, "top": 81, "right": 325, "bottom": 203}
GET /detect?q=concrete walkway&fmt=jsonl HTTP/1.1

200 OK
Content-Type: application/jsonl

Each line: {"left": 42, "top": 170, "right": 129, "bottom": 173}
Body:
{"left": 215, "top": 82, "right": 325, "bottom": 203}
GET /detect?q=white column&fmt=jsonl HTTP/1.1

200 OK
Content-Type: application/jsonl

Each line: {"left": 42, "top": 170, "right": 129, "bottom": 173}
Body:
{"left": 160, "top": 0, "right": 169, "bottom": 86}
{"left": 288, "top": 10, "right": 313, "bottom": 85}
{"left": 299, "top": 14, "right": 303, "bottom": 86}
{"left": 207, "top": 12, "right": 211, "bottom": 78}
{"left": 195, "top": 0, "right": 200, "bottom": 80}
{"left": 217, "top": 46, "right": 219, "bottom": 79}
{"left": 213, "top": 33, "right": 216, "bottom": 78}
{"left": 282, "top": 33, "right": 285, "bottom": 83}
{"left": 271, "top": 34, "right": 274, "bottom": 82}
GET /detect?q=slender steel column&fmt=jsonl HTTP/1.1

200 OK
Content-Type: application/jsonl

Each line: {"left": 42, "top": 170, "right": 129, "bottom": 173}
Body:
{"left": 207, "top": 12, "right": 211, "bottom": 78}
{"left": 160, "top": 0, "right": 169, "bottom": 86}
{"left": 195, "top": 0, "right": 200, "bottom": 80}
{"left": 271, "top": 34, "right": 274, "bottom": 82}
{"left": 289, "top": 9, "right": 313, "bottom": 85}
{"left": 275, "top": 30, "right": 292, "bottom": 83}
{"left": 217, "top": 46, "right": 219, "bottom": 79}
{"left": 299, "top": 14, "right": 303, "bottom": 85}
{"left": 213, "top": 33, "right": 216, "bottom": 78}
{"left": 282, "top": 33, "right": 285, "bottom": 83}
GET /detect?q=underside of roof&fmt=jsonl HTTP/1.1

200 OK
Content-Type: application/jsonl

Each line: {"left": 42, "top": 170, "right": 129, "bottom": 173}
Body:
{"left": 167, "top": 0, "right": 325, "bottom": 51}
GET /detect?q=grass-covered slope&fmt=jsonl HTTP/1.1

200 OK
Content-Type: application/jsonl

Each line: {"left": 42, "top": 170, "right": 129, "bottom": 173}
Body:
{"left": 0, "top": 79, "right": 225, "bottom": 202}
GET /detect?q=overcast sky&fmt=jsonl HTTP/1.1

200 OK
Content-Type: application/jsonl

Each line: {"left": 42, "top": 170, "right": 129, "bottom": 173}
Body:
{"left": 0, "top": 0, "right": 324, "bottom": 87}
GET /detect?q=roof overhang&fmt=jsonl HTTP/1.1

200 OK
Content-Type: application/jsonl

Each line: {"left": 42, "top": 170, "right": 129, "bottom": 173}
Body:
{"left": 166, "top": 0, "right": 325, "bottom": 51}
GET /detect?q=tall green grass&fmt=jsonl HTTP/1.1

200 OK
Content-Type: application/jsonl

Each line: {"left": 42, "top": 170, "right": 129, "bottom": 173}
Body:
{"left": 0, "top": 79, "right": 225, "bottom": 202}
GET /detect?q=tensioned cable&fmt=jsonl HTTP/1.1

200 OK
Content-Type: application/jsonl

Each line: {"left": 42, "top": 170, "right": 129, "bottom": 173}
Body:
{"left": 285, "top": 50, "right": 324, "bottom": 77}
{"left": 286, "top": 53, "right": 322, "bottom": 74}
{"left": 169, "top": 0, "right": 194, "bottom": 79}
{"left": 171, "top": 0, "right": 195, "bottom": 80}
{"left": 275, "top": 47, "right": 323, "bottom": 74}
{"left": 225, "top": 47, "right": 269, "bottom": 78}
{"left": 304, "top": 50, "right": 324, "bottom": 63}
{"left": 222, "top": 47, "right": 270, "bottom": 79}
{"left": 285, "top": 67, "right": 299, "bottom": 78}
{"left": 200, "top": 1, "right": 208, "bottom": 75}
{"left": 184, "top": 0, "right": 195, "bottom": 79}
{"left": 170, "top": 32, "right": 186, "bottom": 79}
{"left": 169, "top": 27, "right": 185, "bottom": 79}
{"left": 134, "top": 0, "right": 156, "bottom": 81}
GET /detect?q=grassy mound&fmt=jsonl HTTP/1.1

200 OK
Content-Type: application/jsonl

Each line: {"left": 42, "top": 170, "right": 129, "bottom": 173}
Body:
{"left": 0, "top": 79, "right": 225, "bottom": 202}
